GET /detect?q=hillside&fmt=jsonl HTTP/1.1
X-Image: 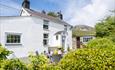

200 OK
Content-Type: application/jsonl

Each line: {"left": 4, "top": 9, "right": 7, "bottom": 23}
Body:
{"left": 72, "top": 25, "right": 96, "bottom": 37}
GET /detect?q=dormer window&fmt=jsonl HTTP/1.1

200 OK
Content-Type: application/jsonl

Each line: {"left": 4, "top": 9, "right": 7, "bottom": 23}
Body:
{"left": 64, "top": 25, "right": 67, "bottom": 31}
{"left": 43, "top": 20, "right": 49, "bottom": 30}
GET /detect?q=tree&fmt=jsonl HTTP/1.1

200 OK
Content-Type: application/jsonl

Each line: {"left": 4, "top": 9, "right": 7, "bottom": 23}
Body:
{"left": 95, "top": 16, "right": 115, "bottom": 43}
{"left": 47, "top": 12, "right": 58, "bottom": 17}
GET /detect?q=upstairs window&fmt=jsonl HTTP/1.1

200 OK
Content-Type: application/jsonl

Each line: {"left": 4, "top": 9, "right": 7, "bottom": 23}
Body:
{"left": 43, "top": 33, "right": 49, "bottom": 46}
{"left": 44, "top": 34, "right": 48, "bottom": 38}
{"left": 64, "top": 25, "right": 67, "bottom": 31}
{"left": 43, "top": 20, "right": 49, "bottom": 30}
{"left": 6, "top": 33, "right": 21, "bottom": 44}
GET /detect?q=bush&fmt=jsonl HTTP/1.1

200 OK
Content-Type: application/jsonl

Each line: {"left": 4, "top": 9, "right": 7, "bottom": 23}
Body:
{"left": 0, "top": 45, "right": 12, "bottom": 60}
{"left": 87, "top": 38, "right": 115, "bottom": 50}
{"left": 58, "top": 48, "right": 115, "bottom": 70}
{"left": 28, "top": 54, "right": 49, "bottom": 70}
{"left": 0, "top": 59, "right": 28, "bottom": 70}
{"left": 0, "top": 44, "right": 12, "bottom": 68}
{"left": 42, "top": 64, "right": 61, "bottom": 70}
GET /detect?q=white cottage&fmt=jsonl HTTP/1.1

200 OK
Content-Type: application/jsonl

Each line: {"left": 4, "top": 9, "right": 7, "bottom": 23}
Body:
{"left": 72, "top": 25, "right": 95, "bottom": 49}
{"left": 0, "top": 0, "right": 72, "bottom": 58}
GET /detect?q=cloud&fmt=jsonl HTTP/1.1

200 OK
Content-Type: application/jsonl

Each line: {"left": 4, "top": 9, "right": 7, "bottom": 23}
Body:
{"left": 63, "top": 0, "right": 115, "bottom": 27}
{"left": 0, "top": 0, "right": 114, "bottom": 27}
{"left": 0, "top": 0, "right": 20, "bottom": 16}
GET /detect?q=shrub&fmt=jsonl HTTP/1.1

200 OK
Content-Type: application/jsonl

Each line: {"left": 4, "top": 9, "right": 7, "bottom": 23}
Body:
{"left": 28, "top": 54, "right": 49, "bottom": 70}
{"left": 58, "top": 48, "right": 115, "bottom": 70}
{"left": 0, "top": 59, "right": 28, "bottom": 70}
{"left": 0, "top": 45, "right": 12, "bottom": 60}
{"left": 0, "top": 44, "right": 12, "bottom": 68}
{"left": 87, "top": 38, "right": 115, "bottom": 50}
{"left": 42, "top": 64, "right": 61, "bottom": 70}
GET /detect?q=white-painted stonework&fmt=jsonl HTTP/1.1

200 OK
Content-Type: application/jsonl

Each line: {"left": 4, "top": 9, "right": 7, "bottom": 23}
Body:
{"left": 0, "top": 8, "right": 72, "bottom": 58}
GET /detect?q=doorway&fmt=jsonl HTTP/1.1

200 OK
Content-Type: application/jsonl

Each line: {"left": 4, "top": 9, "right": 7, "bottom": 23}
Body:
{"left": 76, "top": 37, "right": 80, "bottom": 48}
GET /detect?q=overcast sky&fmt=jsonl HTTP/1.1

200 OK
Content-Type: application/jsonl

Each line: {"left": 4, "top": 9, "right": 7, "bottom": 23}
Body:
{"left": 0, "top": 0, "right": 115, "bottom": 27}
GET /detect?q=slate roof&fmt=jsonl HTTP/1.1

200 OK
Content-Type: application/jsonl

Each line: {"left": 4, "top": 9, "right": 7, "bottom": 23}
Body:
{"left": 24, "top": 8, "right": 72, "bottom": 26}
{"left": 55, "top": 31, "right": 68, "bottom": 35}
{"left": 55, "top": 31, "right": 64, "bottom": 35}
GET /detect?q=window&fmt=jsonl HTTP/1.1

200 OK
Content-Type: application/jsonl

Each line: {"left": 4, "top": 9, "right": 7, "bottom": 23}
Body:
{"left": 43, "top": 39, "right": 48, "bottom": 46}
{"left": 43, "top": 20, "right": 49, "bottom": 30}
{"left": 6, "top": 33, "right": 21, "bottom": 44}
{"left": 83, "top": 37, "right": 92, "bottom": 42}
{"left": 64, "top": 25, "right": 67, "bottom": 31}
{"left": 56, "top": 35, "right": 58, "bottom": 40}
{"left": 43, "top": 33, "right": 49, "bottom": 46}
{"left": 44, "top": 34, "right": 48, "bottom": 38}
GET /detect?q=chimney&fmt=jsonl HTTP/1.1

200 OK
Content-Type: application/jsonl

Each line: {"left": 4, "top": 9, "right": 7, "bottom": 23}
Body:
{"left": 42, "top": 10, "right": 46, "bottom": 14}
{"left": 57, "top": 11, "right": 63, "bottom": 20}
{"left": 22, "top": 0, "right": 30, "bottom": 9}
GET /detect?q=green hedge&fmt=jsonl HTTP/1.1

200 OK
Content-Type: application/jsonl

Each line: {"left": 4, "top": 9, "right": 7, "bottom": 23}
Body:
{"left": 0, "top": 59, "right": 28, "bottom": 70}
{"left": 87, "top": 38, "right": 115, "bottom": 50}
{"left": 58, "top": 38, "right": 115, "bottom": 70}
{"left": 58, "top": 48, "right": 115, "bottom": 70}
{"left": 1, "top": 38, "right": 115, "bottom": 70}
{"left": 28, "top": 54, "right": 49, "bottom": 70}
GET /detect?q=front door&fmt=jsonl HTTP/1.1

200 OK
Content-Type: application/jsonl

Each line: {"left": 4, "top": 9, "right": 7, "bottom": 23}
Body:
{"left": 76, "top": 37, "right": 80, "bottom": 48}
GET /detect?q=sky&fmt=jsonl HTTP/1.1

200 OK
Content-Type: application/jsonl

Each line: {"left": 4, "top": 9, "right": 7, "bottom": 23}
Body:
{"left": 0, "top": 0, "right": 115, "bottom": 27}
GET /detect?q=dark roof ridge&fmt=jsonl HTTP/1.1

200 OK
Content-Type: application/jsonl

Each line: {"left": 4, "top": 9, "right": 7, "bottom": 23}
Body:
{"left": 24, "top": 8, "right": 72, "bottom": 26}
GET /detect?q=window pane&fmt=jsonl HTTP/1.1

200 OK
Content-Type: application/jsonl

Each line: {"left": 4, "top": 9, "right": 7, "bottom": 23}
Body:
{"left": 43, "top": 20, "right": 49, "bottom": 30}
{"left": 64, "top": 25, "right": 67, "bottom": 31}
{"left": 44, "top": 34, "right": 48, "bottom": 38}
{"left": 83, "top": 37, "right": 92, "bottom": 42}
{"left": 43, "top": 25, "right": 48, "bottom": 29}
{"left": 43, "top": 33, "right": 49, "bottom": 46}
{"left": 43, "top": 39, "right": 48, "bottom": 45}
{"left": 6, "top": 34, "right": 21, "bottom": 44}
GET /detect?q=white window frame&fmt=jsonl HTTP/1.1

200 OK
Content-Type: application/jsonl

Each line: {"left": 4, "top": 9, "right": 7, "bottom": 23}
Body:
{"left": 43, "top": 33, "right": 49, "bottom": 46}
{"left": 5, "top": 32, "right": 22, "bottom": 45}
{"left": 43, "top": 20, "right": 49, "bottom": 30}
{"left": 64, "top": 25, "right": 67, "bottom": 31}
{"left": 83, "top": 36, "right": 93, "bottom": 42}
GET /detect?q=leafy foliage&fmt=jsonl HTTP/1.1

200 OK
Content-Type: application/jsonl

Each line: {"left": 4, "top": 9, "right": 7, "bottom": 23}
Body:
{"left": 95, "top": 16, "right": 115, "bottom": 43}
{"left": 58, "top": 48, "right": 115, "bottom": 70}
{"left": 28, "top": 54, "right": 49, "bottom": 70}
{"left": 0, "top": 59, "right": 28, "bottom": 70}
{"left": 58, "top": 37, "right": 115, "bottom": 70}
{"left": 87, "top": 38, "right": 115, "bottom": 50}
{"left": 0, "top": 45, "right": 12, "bottom": 60}
{"left": 47, "top": 12, "right": 58, "bottom": 17}
{"left": 43, "top": 64, "right": 60, "bottom": 70}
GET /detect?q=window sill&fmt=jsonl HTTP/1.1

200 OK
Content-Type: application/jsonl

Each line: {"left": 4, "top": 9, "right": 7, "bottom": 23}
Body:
{"left": 44, "top": 45, "right": 49, "bottom": 47}
{"left": 43, "top": 29, "right": 50, "bottom": 31}
{"left": 5, "top": 43, "right": 22, "bottom": 46}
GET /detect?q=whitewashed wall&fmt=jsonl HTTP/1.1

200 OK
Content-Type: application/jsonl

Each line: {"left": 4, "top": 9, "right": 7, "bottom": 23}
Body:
{"left": 0, "top": 16, "right": 72, "bottom": 58}
{"left": 0, "top": 17, "right": 45, "bottom": 58}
